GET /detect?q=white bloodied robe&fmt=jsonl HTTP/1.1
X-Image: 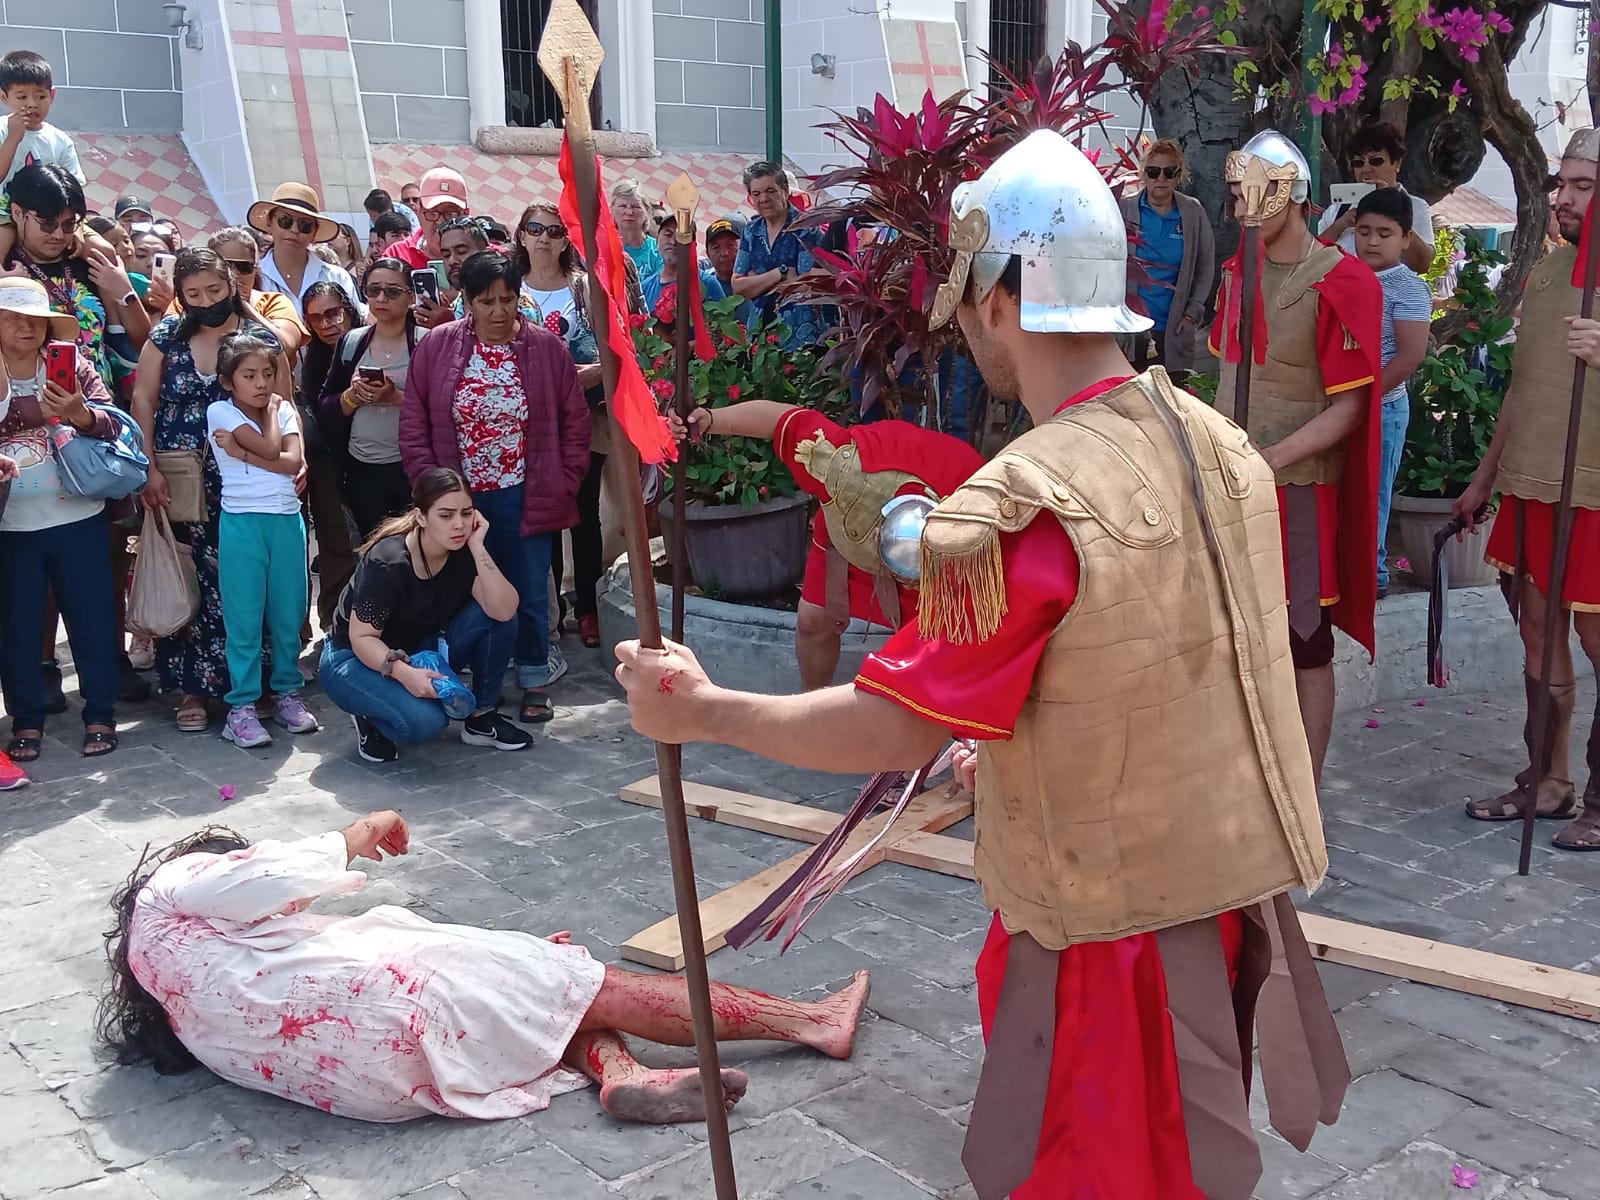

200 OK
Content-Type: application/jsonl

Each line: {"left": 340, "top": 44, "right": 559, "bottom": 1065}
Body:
{"left": 128, "top": 832, "right": 606, "bottom": 1121}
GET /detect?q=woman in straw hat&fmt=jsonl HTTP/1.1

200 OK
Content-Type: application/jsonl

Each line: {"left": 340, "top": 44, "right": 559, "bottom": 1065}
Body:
{"left": 251, "top": 182, "right": 361, "bottom": 321}
{"left": 0, "top": 277, "right": 124, "bottom": 763}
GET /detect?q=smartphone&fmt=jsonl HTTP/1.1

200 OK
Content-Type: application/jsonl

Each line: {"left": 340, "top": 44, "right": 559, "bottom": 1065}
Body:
{"left": 45, "top": 341, "right": 76, "bottom": 391}
{"left": 1329, "top": 182, "right": 1374, "bottom": 208}
{"left": 411, "top": 268, "right": 440, "bottom": 307}
{"left": 357, "top": 366, "right": 386, "bottom": 386}
{"left": 427, "top": 259, "right": 449, "bottom": 290}
{"left": 151, "top": 252, "right": 176, "bottom": 284}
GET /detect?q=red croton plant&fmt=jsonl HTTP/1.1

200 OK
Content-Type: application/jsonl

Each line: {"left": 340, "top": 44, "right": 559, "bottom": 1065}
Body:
{"left": 789, "top": 0, "right": 1232, "bottom": 423}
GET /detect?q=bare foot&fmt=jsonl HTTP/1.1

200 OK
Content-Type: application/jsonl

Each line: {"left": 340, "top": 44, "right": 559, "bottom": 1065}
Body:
{"left": 600, "top": 1066, "right": 750, "bottom": 1124}
{"left": 804, "top": 969, "right": 872, "bottom": 1060}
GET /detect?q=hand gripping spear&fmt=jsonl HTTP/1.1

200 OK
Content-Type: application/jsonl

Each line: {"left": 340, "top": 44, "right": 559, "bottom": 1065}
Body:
{"left": 667, "top": 173, "right": 698, "bottom": 642}
{"left": 1518, "top": 190, "right": 1600, "bottom": 876}
{"left": 538, "top": 6, "right": 739, "bottom": 1195}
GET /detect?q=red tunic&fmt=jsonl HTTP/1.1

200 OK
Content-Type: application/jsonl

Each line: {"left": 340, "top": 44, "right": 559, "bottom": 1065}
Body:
{"left": 774, "top": 408, "right": 984, "bottom": 627}
{"left": 1212, "top": 243, "right": 1384, "bottom": 652}
{"left": 855, "top": 377, "right": 1235, "bottom": 1198}
{"left": 1485, "top": 496, "right": 1600, "bottom": 611}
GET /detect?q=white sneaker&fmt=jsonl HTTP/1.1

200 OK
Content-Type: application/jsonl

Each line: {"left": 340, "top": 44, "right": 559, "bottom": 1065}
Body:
{"left": 545, "top": 644, "right": 569, "bottom": 686}
{"left": 128, "top": 636, "right": 155, "bottom": 671}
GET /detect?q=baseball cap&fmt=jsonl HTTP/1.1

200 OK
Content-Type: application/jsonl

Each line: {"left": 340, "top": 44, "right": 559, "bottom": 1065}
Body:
{"left": 418, "top": 166, "right": 469, "bottom": 211}
{"left": 706, "top": 214, "right": 746, "bottom": 241}
{"left": 113, "top": 194, "right": 153, "bottom": 220}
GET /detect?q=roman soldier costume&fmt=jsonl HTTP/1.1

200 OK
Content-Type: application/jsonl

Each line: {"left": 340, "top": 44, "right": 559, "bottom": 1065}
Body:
{"left": 777, "top": 409, "right": 983, "bottom": 629}
{"left": 1474, "top": 126, "right": 1600, "bottom": 844}
{"left": 853, "top": 129, "right": 1349, "bottom": 1199}
{"left": 1210, "top": 130, "right": 1385, "bottom": 670}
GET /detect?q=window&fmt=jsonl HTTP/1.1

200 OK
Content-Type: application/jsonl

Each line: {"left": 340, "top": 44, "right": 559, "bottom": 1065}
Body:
{"left": 501, "top": 0, "right": 602, "bottom": 128}
{"left": 989, "top": 0, "right": 1047, "bottom": 86}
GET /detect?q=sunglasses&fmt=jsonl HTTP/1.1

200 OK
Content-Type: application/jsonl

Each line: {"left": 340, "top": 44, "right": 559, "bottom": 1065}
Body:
{"left": 274, "top": 212, "right": 318, "bottom": 235}
{"left": 308, "top": 308, "right": 349, "bottom": 326}
{"left": 425, "top": 206, "right": 464, "bottom": 222}
{"left": 524, "top": 220, "right": 568, "bottom": 239}
{"left": 1349, "top": 154, "right": 1390, "bottom": 169}
{"left": 1145, "top": 165, "right": 1181, "bottom": 180}
{"left": 222, "top": 257, "right": 256, "bottom": 274}
{"left": 24, "top": 212, "right": 79, "bottom": 235}
{"left": 364, "top": 283, "right": 411, "bottom": 301}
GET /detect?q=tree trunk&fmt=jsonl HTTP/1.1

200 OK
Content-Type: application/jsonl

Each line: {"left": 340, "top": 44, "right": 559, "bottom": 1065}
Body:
{"left": 1589, "top": 0, "right": 1600, "bottom": 127}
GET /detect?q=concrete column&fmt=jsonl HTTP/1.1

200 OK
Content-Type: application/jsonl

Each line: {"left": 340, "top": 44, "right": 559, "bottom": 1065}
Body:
{"left": 464, "top": 0, "right": 506, "bottom": 139}
{"left": 613, "top": 0, "right": 658, "bottom": 143}
{"left": 965, "top": 0, "right": 990, "bottom": 100}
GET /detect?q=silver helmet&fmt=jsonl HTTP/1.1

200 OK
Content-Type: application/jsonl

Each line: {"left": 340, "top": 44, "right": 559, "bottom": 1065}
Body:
{"left": 1224, "top": 130, "right": 1311, "bottom": 224}
{"left": 930, "top": 128, "right": 1151, "bottom": 335}
{"left": 1563, "top": 127, "right": 1600, "bottom": 163}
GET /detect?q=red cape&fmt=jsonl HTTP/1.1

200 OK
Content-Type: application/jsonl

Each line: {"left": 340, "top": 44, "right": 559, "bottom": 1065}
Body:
{"left": 1313, "top": 252, "right": 1384, "bottom": 661}
{"left": 1219, "top": 242, "right": 1384, "bottom": 660}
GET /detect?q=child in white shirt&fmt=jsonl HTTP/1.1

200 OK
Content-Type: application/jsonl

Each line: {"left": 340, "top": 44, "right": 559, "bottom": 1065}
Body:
{"left": 206, "top": 332, "right": 319, "bottom": 749}
{"left": 0, "top": 51, "right": 85, "bottom": 267}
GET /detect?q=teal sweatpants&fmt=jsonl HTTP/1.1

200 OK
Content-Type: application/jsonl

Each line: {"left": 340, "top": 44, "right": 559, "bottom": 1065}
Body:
{"left": 219, "top": 511, "right": 308, "bottom": 707}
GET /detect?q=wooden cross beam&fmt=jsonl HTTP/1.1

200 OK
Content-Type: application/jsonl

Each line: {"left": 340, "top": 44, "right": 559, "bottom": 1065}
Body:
{"left": 617, "top": 776, "right": 1600, "bottom": 1024}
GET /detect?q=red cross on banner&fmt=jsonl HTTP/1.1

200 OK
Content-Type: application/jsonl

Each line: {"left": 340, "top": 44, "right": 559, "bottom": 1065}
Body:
{"left": 232, "top": 0, "right": 352, "bottom": 197}
{"left": 884, "top": 19, "right": 966, "bottom": 106}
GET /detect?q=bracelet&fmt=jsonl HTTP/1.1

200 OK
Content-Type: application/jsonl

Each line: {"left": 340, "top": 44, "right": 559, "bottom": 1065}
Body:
{"left": 119, "top": 290, "right": 137, "bottom": 307}
{"left": 381, "top": 649, "right": 410, "bottom": 678}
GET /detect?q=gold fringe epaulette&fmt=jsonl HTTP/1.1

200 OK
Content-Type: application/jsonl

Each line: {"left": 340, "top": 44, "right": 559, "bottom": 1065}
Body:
{"left": 919, "top": 528, "right": 1008, "bottom": 644}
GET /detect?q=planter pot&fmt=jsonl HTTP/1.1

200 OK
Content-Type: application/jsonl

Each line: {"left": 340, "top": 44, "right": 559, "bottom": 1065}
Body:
{"left": 1393, "top": 492, "right": 1500, "bottom": 589}
{"left": 659, "top": 492, "right": 811, "bottom": 601}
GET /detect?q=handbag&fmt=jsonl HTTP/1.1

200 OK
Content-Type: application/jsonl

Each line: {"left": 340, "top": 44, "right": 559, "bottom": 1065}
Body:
{"left": 154, "top": 449, "right": 208, "bottom": 524}
{"left": 125, "top": 508, "right": 201, "bottom": 638}
{"left": 51, "top": 404, "right": 149, "bottom": 501}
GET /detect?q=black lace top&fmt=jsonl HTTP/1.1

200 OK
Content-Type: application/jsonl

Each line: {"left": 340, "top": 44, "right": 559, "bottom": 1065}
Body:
{"left": 331, "top": 533, "right": 477, "bottom": 653}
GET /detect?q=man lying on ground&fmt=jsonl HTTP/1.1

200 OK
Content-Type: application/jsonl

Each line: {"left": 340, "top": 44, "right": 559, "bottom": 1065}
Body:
{"left": 98, "top": 810, "right": 870, "bottom": 1123}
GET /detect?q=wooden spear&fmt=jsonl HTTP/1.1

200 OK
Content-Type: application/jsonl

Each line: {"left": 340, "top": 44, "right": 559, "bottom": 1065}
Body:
{"left": 667, "top": 173, "right": 698, "bottom": 642}
{"left": 538, "top": 7, "right": 739, "bottom": 1195}
{"left": 1231, "top": 156, "right": 1272, "bottom": 430}
{"left": 1518, "top": 202, "right": 1600, "bottom": 875}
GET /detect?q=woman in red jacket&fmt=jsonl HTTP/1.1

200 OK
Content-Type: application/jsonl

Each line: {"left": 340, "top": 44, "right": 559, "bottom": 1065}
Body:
{"left": 399, "top": 250, "right": 590, "bottom": 723}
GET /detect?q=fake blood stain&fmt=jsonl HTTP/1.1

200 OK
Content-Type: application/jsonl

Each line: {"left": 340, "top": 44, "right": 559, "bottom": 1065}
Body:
{"left": 657, "top": 670, "right": 681, "bottom": 695}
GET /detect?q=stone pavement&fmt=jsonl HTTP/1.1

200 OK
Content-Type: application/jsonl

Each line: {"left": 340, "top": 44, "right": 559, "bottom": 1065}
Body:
{"left": 3, "top": 649, "right": 1600, "bottom": 1200}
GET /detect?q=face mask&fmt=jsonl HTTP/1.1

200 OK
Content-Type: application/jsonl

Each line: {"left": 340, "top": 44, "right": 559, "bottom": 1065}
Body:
{"left": 189, "top": 296, "right": 235, "bottom": 328}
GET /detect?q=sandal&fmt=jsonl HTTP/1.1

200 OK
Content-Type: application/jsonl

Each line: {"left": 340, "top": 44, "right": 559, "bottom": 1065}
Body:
{"left": 519, "top": 689, "right": 554, "bottom": 724}
{"left": 6, "top": 733, "right": 42, "bottom": 763}
{"left": 82, "top": 727, "right": 118, "bottom": 758}
{"left": 1553, "top": 806, "right": 1600, "bottom": 851}
{"left": 1465, "top": 786, "right": 1578, "bottom": 822}
{"left": 176, "top": 697, "right": 209, "bottom": 733}
{"left": 579, "top": 614, "right": 601, "bottom": 649}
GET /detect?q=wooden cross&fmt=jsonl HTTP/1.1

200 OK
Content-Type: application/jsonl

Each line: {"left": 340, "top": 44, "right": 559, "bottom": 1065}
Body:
{"left": 231, "top": 0, "right": 350, "bottom": 198}
{"left": 615, "top": 775, "right": 1600, "bottom": 1023}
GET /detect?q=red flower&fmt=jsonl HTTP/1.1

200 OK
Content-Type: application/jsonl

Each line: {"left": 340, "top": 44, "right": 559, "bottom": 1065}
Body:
{"left": 782, "top": 362, "right": 796, "bottom": 376}
{"left": 728, "top": 385, "right": 742, "bottom": 400}
{"left": 650, "top": 379, "right": 673, "bottom": 398}
{"left": 629, "top": 312, "right": 648, "bottom": 330}
{"left": 766, "top": 333, "right": 780, "bottom": 345}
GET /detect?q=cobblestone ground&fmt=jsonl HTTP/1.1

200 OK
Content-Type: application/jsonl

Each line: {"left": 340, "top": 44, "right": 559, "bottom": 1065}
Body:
{"left": 2, "top": 647, "right": 1599, "bottom": 1200}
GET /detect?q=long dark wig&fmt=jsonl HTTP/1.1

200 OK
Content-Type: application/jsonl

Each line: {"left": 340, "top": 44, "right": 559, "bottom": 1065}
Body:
{"left": 96, "top": 826, "right": 251, "bottom": 1074}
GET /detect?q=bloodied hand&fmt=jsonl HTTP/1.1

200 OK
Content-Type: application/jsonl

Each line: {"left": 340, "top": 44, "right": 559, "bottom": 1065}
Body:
{"left": 615, "top": 638, "right": 714, "bottom": 744}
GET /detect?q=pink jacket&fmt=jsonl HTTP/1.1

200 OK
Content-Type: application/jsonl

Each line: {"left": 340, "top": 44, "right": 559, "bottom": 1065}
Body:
{"left": 400, "top": 317, "right": 591, "bottom": 537}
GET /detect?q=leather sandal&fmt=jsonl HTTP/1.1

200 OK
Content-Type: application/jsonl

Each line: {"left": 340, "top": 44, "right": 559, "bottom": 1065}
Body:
{"left": 1553, "top": 801, "right": 1600, "bottom": 851}
{"left": 579, "top": 614, "right": 601, "bottom": 649}
{"left": 6, "top": 733, "right": 42, "bottom": 763}
{"left": 519, "top": 689, "right": 554, "bottom": 724}
{"left": 82, "top": 727, "right": 118, "bottom": 758}
{"left": 1465, "top": 786, "right": 1578, "bottom": 822}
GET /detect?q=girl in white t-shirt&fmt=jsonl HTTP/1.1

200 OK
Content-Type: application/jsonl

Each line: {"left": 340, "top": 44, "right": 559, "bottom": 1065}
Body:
{"left": 205, "top": 332, "right": 319, "bottom": 750}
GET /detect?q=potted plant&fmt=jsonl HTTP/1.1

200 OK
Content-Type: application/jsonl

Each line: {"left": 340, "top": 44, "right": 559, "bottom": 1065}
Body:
{"left": 1391, "top": 240, "right": 1513, "bottom": 588}
{"left": 639, "top": 296, "right": 841, "bottom": 600}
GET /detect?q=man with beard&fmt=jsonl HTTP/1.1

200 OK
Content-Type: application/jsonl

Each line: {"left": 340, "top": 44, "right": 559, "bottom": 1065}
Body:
{"left": 1211, "top": 130, "right": 1385, "bottom": 791}
{"left": 1455, "top": 127, "right": 1600, "bottom": 850}
{"left": 615, "top": 129, "right": 1347, "bottom": 1199}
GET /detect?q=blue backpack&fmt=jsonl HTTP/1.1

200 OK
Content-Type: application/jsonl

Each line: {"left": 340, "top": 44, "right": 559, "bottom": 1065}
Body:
{"left": 52, "top": 403, "right": 150, "bottom": 501}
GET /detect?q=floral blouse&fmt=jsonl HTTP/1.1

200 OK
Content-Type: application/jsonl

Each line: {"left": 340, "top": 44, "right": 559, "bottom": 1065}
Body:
{"left": 451, "top": 340, "right": 528, "bottom": 491}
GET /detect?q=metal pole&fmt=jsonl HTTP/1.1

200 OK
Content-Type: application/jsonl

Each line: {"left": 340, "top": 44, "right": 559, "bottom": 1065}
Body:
{"left": 765, "top": 0, "right": 783, "bottom": 165}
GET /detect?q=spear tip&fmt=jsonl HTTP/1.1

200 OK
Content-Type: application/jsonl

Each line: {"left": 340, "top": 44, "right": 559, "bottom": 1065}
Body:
{"left": 537, "top": 0, "right": 605, "bottom": 106}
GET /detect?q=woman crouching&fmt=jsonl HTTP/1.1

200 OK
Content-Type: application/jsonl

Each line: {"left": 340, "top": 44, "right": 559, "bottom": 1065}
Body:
{"left": 98, "top": 810, "right": 871, "bottom": 1123}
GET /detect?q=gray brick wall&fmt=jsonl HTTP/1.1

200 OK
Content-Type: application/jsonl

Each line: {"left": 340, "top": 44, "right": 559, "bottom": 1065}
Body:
{"left": 1, "top": 0, "right": 182, "bottom": 133}
{"left": 347, "top": 0, "right": 470, "bottom": 144}
{"left": 653, "top": 0, "right": 766, "bottom": 152}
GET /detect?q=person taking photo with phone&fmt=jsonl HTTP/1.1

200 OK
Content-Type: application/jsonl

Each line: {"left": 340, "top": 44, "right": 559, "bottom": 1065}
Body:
{"left": 1317, "top": 122, "right": 1435, "bottom": 273}
{"left": 317, "top": 256, "right": 422, "bottom": 537}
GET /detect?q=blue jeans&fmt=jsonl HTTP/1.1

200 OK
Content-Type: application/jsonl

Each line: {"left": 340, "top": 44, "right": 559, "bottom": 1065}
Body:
{"left": 473, "top": 484, "right": 554, "bottom": 689}
{"left": 317, "top": 601, "right": 514, "bottom": 744}
{"left": 1376, "top": 395, "right": 1411, "bottom": 589}
{"left": 0, "top": 510, "right": 119, "bottom": 731}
